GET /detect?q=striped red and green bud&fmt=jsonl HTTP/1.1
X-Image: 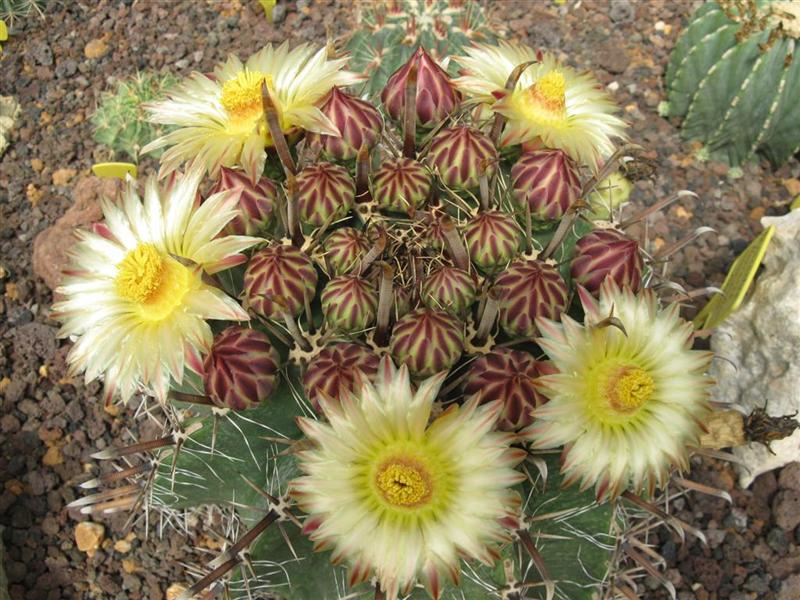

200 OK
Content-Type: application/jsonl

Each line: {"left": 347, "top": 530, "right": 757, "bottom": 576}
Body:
{"left": 209, "top": 167, "right": 277, "bottom": 235}
{"left": 390, "top": 308, "right": 464, "bottom": 378}
{"left": 463, "top": 348, "right": 553, "bottom": 430}
{"left": 322, "top": 227, "right": 371, "bottom": 276}
{"left": 296, "top": 162, "right": 355, "bottom": 227}
{"left": 372, "top": 157, "right": 432, "bottom": 212}
{"left": 302, "top": 342, "right": 379, "bottom": 412}
{"left": 321, "top": 275, "right": 379, "bottom": 334}
{"left": 244, "top": 244, "right": 318, "bottom": 319}
{"left": 381, "top": 46, "right": 461, "bottom": 128}
{"left": 306, "top": 87, "right": 383, "bottom": 161}
{"left": 203, "top": 326, "right": 281, "bottom": 411}
{"left": 570, "top": 228, "right": 643, "bottom": 294}
{"left": 463, "top": 210, "right": 523, "bottom": 275}
{"left": 511, "top": 149, "right": 581, "bottom": 221}
{"left": 420, "top": 266, "right": 477, "bottom": 317}
{"left": 494, "top": 259, "right": 569, "bottom": 338}
{"left": 427, "top": 126, "right": 498, "bottom": 190}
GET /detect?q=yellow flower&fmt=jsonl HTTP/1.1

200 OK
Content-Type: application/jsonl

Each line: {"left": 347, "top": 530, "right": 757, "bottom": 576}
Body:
{"left": 142, "top": 43, "right": 363, "bottom": 182}
{"left": 453, "top": 41, "right": 627, "bottom": 170}
{"left": 52, "top": 170, "right": 260, "bottom": 404}
{"left": 291, "top": 358, "right": 525, "bottom": 599}
{"left": 521, "top": 281, "right": 714, "bottom": 500}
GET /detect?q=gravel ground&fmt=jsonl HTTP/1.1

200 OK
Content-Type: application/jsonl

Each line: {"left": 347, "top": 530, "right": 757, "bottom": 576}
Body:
{"left": 0, "top": 1, "right": 798, "bottom": 598}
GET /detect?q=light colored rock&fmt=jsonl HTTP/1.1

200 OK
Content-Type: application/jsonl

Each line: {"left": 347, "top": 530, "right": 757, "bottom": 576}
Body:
{"left": 75, "top": 521, "right": 105, "bottom": 554}
{"left": 709, "top": 210, "right": 800, "bottom": 487}
{"left": 166, "top": 584, "right": 188, "bottom": 600}
{"left": 0, "top": 96, "right": 20, "bottom": 157}
{"left": 84, "top": 38, "right": 109, "bottom": 59}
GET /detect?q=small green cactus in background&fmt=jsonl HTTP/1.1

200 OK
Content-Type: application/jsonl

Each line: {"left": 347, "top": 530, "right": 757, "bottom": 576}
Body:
{"left": 663, "top": 0, "right": 800, "bottom": 168}
{"left": 91, "top": 71, "right": 178, "bottom": 162}
{"left": 0, "top": 0, "right": 45, "bottom": 26}
{"left": 345, "top": 0, "right": 503, "bottom": 95}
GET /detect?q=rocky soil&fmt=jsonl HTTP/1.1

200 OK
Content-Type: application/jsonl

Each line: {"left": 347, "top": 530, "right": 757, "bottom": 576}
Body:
{"left": 0, "top": 1, "right": 797, "bottom": 599}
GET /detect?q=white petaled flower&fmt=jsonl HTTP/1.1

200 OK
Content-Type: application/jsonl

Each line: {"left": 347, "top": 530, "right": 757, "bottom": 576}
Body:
{"left": 142, "top": 42, "right": 363, "bottom": 182}
{"left": 52, "top": 170, "right": 260, "bottom": 404}
{"left": 291, "top": 358, "right": 525, "bottom": 600}
{"left": 453, "top": 41, "right": 627, "bottom": 170}
{"left": 521, "top": 281, "right": 714, "bottom": 501}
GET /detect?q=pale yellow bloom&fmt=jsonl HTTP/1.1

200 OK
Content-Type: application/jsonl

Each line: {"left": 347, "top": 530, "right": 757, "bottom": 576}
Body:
{"left": 292, "top": 358, "right": 525, "bottom": 599}
{"left": 143, "top": 43, "right": 363, "bottom": 181}
{"left": 52, "top": 171, "right": 259, "bottom": 404}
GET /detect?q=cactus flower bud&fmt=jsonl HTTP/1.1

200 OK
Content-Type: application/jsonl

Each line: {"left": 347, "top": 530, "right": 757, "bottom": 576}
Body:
{"left": 390, "top": 308, "right": 464, "bottom": 378}
{"left": 322, "top": 227, "right": 371, "bottom": 276}
{"left": 381, "top": 46, "right": 461, "bottom": 128}
{"left": 306, "top": 87, "right": 384, "bottom": 161}
{"left": 244, "top": 244, "right": 318, "bottom": 319}
{"left": 463, "top": 210, "right": 523, "bottom": 275}
{"left": 372, "top": 157, "right": 432, "bottom": 212}
{"left": 427, "top": 126, "right": 498, "bottom": 190}
{"left": 321, "top": 275, "right": 379, "bottom": 334}
{"left": 209, "top": 167, "right": 277, "bottom": 235}
{"left": 420, "top": 266, "right": 477, "bottom": 317}
{"left": 203, "top": 326, "right": 281, "bottom": 411}
{"left": 570, "top": 229, "right": 643, "bottom": 294}
{"left": 494, "top": 259, "right": 569, "bottom": 338}
{"left": 511, "top": 149, "right": 581, "bottom": 221}
{"left": 296, "top": 162, "right": 355, "bottom": 227}
{"left": 302, "top": 342, "right": 380, "bottom": 412}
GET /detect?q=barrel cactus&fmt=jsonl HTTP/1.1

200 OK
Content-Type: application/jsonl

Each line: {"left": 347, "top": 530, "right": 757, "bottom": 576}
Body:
{"left": 60, "top": 29, "right": 731, "bottom": 600}
{"left": 663, "top": 0, "right": 800, "bottom": 167}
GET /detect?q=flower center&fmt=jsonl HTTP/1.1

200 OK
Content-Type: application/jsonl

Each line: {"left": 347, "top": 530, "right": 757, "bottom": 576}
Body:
{"left": 115, "top": 243, "right": 191, "bottom": 322}
{"left": 520, "top": 71, "right": 566, "bottom": 125}
{"left": 603, "top": 365, "right": 654, "bottom": 414}
{"left": 220, "top": 70, "right": 274, "bottom": 123}
{"left": 375, "top": 456, "right": 433, "bottom": 508}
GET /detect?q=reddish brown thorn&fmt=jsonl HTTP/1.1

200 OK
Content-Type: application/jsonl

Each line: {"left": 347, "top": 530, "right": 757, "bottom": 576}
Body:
{"left": 356, "top": 143, "right": 372, "bottom": 204}
{"left": 374, "top": 263, "right": 395, "bottom": 348}
{"left": 440, "top": 215, "right": 470, "bottom": 272}
{"left": 261, "top": 81, "right": 296, "bottom": 176}
{"left": 79, "top": 462, "right": 152, "bottom": 489}
{"left": 402, "top": 62, "right": 418, "bottom": 159}
{"left": 489, "top": 60, "right": 538, "bottom": 145}
{"left": 516, "top": 529, "right": 555, "bottom": 600}
{"left": 623, "top": 543, "right": 676, "bottom": 600}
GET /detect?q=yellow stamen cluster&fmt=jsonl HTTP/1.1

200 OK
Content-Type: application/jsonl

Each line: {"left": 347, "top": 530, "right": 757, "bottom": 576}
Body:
{"left": 115, "top": 243, "right": 190, "bottom": 322}
{"left": 526, "top": 71, "right": 566, "bottom": 117}
{"left": 220, "top": 70, "right": 272, "bottom": 122}
{"left": 375, "top": 457, "right": 432, "bottom": 508}
{"left": 604, "top": 365, "right": 654, "bottom": 413}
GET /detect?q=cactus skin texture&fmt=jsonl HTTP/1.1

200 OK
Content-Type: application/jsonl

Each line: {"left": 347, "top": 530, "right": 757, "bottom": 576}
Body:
{"left": 664, "top": 1, "right": 800, "bottom": 168}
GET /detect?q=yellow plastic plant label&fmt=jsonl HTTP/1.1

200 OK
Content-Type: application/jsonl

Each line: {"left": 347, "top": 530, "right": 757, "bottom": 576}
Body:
{"left": 259, "top": 0, "right": 276, "bottom": 21}
{"left": 91, "top": 162, "right": 137, "bottom": 179}
{"left": 0, "top": 21, "right": 7, "bottom": 42}
{"left": 694, "top": 225, "right": 775, "bottom": 330}
{"left": 791, "top": 195, "right": 800, "bottom": 211}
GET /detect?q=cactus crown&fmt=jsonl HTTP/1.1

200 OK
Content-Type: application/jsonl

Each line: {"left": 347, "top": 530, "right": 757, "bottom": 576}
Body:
{"left": 64, "top": 21, "right": 723, "bottom": 600}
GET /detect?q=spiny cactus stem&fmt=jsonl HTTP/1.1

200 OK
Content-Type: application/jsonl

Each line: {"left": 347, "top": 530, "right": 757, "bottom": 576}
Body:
{"left": 356, "top": 143, "right": 372, "bottom": 203}
{"left": 79, "top": 462, "right": 152, "bottom": 489}
{"left": 652, "top": 226, "right": 715, "bottom": 261}
{"left": 67, "top": 483, "right": 142, "bottom": 509}
{"left": 403, "top": 62, "right": 418, "bottom": 159}
{"left": 622, "top": 543, "right": 676, "bottom": 598}
{"left": 356, "top": 226, "right": 387, "bottom": 275}
{"left": 619, "top": 191, "right": 696, "bottom": 230}
{"left": 279, "top": 306, "right": 311, "bottom": 352}
{"left": 284, "top": 175, "right": 301, "bottom": 246}
{"left": 672, "top": 476, "right": 733, "bottom": 503}
{"left": 541, "top": 208, "right": 578, "bottom": 260}
{"left": 440, "top": 215, "right": 470, "bottom": 272}
{"left": 516, "top": 528, "right": 555, "bottom": 600}
{"left": 261, "top": 81, "right": 296, "bottom": 176}
{"left": 375, "top": 262, "right": 395, "bottom": 347}
{"left": 490, "top": 60, "right": 537, "bottom": 145}
{"left": 250, "top": 311, "right": 292, "bottom": 347}
{"left": 475, "top": 288, "right": 500, "bottom": 343}
{"left": 171, "top": 391, "right": 213, "bottom": 405}
{"left": 479, "top": 171, "right": 490, "bottom": 211}
{"left": 621, "top": 490, "right": 706, "bottom": 544}
{"left": 180, "top": 510, "right": 280, "bottom": 600}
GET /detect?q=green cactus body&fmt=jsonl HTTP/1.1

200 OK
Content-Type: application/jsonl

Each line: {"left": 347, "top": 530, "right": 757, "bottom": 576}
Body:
{"left": 665, "top": 1, "right": 800, "bottom": 167}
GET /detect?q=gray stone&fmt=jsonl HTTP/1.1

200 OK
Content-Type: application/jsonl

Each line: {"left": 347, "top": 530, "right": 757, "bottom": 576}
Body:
{"left": 709, "top": 210, "right": 800, "bottom": 486}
